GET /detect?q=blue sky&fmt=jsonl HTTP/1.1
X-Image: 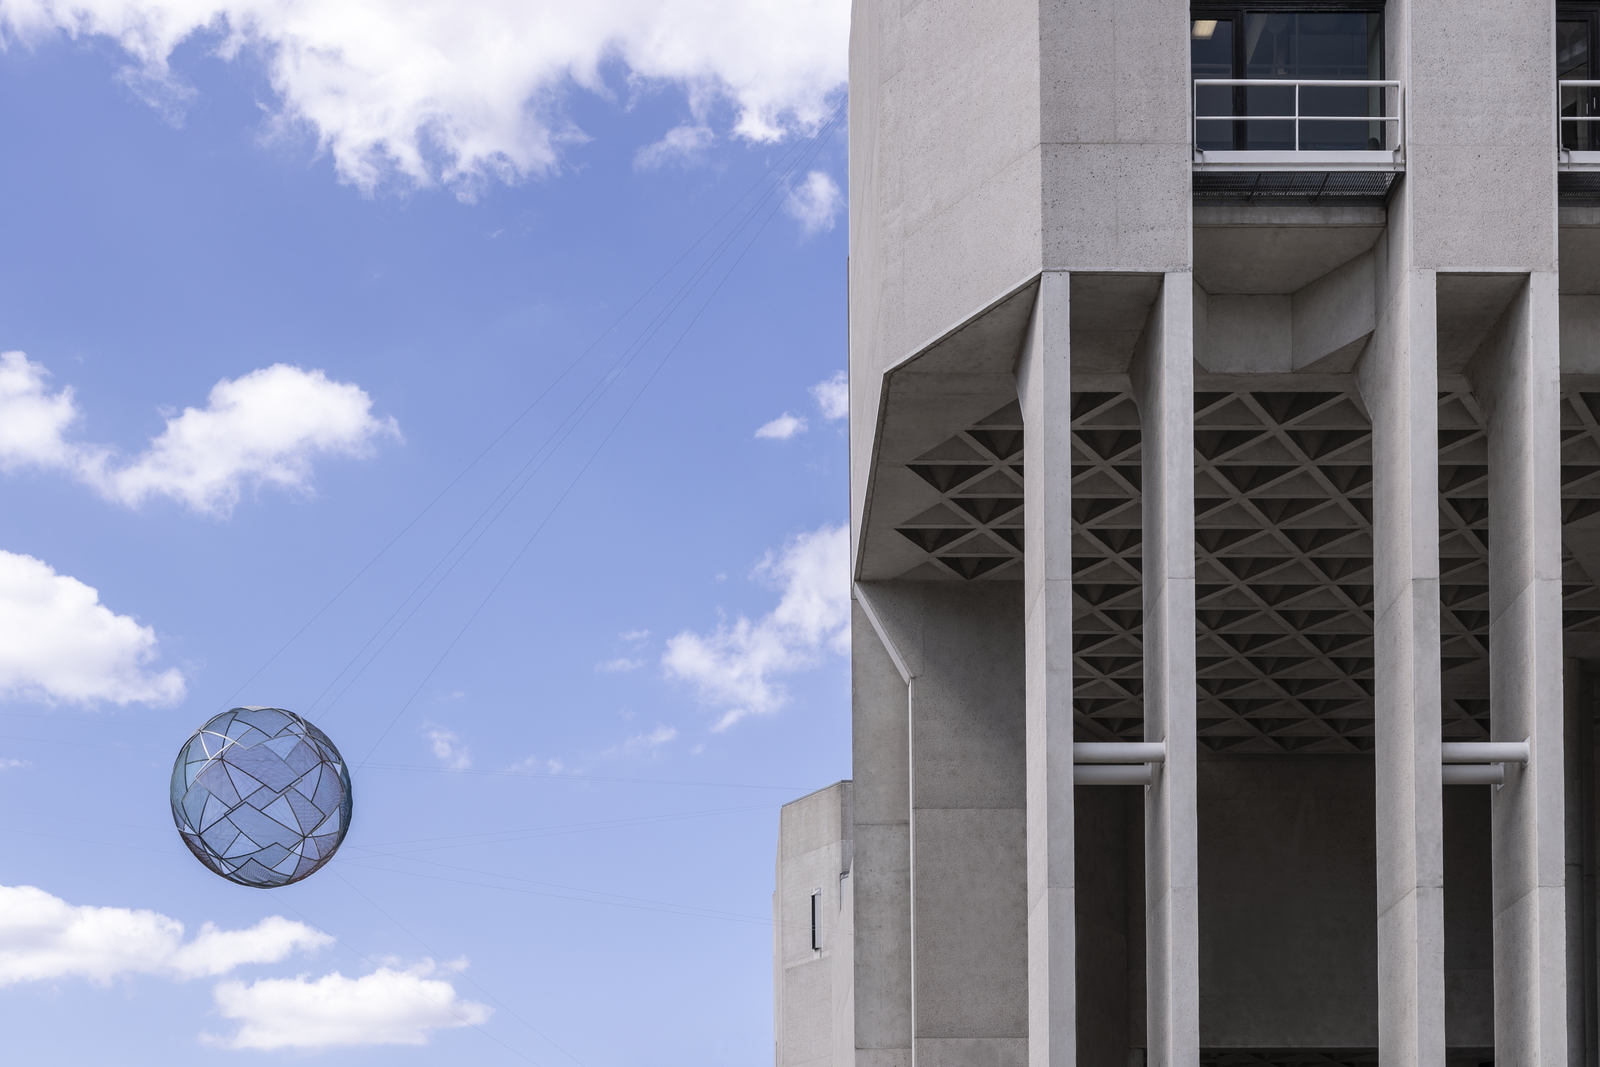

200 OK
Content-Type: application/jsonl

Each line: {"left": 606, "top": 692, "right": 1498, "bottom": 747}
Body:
{"left": 0, "top": 4, "right": 850, "bottom": 1062}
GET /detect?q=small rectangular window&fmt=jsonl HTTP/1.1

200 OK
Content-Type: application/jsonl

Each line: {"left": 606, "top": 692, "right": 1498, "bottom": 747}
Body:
{"left": 810, "top": 889, "right": 822, "bottom": 951}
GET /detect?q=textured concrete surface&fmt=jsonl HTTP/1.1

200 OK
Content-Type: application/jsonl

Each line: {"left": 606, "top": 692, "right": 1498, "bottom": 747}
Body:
{"left": 1472, "top": 274, "right": 1568, "bottom": 1067}
{"left": 826, "top": 2, "right": 1596, "bottom": 1067}
{"left": 1132, "top": 274, "right": 1198, "bottom": 1067}
{"left": 1017, "top": 271, "right": 1075, "bottom": 1067}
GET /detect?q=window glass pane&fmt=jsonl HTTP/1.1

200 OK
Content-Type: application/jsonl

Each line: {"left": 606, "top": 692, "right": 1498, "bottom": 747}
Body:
{"left": 1192, "top": 18, "right": 1234, "bottom": 150}
{"left": 1242, "top": 12, "right": 1382, "bottom": 151}
{"left": 1560, "top": 19, "right": 1593, "bottom": 151}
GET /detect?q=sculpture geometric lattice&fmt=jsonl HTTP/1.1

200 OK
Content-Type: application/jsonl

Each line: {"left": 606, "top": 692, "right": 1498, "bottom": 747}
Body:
{"left": 170, "top": 707, "right": 353, "bottom": 888}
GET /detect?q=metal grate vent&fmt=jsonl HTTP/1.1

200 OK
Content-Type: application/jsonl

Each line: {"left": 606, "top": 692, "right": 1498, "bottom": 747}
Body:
{"left": 1193, "top": 171, "right": 1395, "bottom": 204}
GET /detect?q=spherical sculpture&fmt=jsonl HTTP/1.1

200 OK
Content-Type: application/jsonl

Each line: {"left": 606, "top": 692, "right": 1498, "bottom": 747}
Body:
{"left": 170, "top": 707, "right": 353, "bottom": 888}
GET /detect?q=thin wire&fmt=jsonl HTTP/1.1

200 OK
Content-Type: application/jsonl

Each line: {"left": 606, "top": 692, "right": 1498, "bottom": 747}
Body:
{"left": 332, "top": 857, "right": 781, "bottom": 928}
{"left": 0, "top": 825, "right": 184, "bottom": 857}
{"left": 0, "top": 825, "right": 812, "bottom": 927}
{"left": 357, "top": 761, "right": 804, "bottom": 790}
{"left": 332, "top": 869, "right": 588, "bottom": 1067}
{"left": 222, "top": 98, "right": 847, "bottom": 719}
{"left": 339, "top": 849, "right": 784, "bottom": 924}
{"left": 349, "top": 803, "right": 775, "bottom": 856}
{"left": 353, "top": 106, "right": 847, "bottom": 766}
{"left": 0, "top": 800, "right": 772, "bottom": 850}
{"left": 316, "top": 101, "right": 849, "bottom": 727}
{"left": 0, "top": 710, "right": 169, "bottom": 728}
{"left": 0, "top": 732, "right": 806, "bottom": 789}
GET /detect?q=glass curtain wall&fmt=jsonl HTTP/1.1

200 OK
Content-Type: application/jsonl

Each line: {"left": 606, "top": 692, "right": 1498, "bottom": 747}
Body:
{"left": 1192, "top": 6, "right": 1384, "bottom": 152}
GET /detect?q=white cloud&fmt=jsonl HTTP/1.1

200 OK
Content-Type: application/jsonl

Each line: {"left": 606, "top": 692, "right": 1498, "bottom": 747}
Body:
{"left": 783, "top": 170, "right": 842, "bottom": 235}
{"left": 756, "top": 412, "right": 807, "bottom": 440}
{"left": 663, "top": 523, "right": 848, "bottom": 730}
{"left": 597, "top": 657, "right": 643, "bottom": 673}
{"left": 0, "top": 549, "right": 186, "bottom": 706}
{"left": 634, "top": 123, "right": 714, "bottom": 170}
{"left": 92, "top": 363, "right": 400, "bottom": 515}
{"left": 424, "top": 725, "right": 470, "bottom": 771}
{"left": 0, "top": 355, "right": 398, "bottom": 517}
{"left": 0, "top": 758, "right": 28, "bottom": 769}
{"left": 207, "top": 960, "right": 492, "bottom": 1050}
{"left": 810, "top": 369, "right": 847, "bottom": 420}
{"left": 619, "top": 629, "right": 650, "bottom": 642}
{"left": 614, "top": 723, "right": 677, "bottom": 755}
{"left": 0, "top": 0, "right": 849, "bottom": 196}
{"left": 0, "top": 884, "right": 328, "bottom": 987}
{"left": 0, "top": 352, "right": 78, "bottom": 470}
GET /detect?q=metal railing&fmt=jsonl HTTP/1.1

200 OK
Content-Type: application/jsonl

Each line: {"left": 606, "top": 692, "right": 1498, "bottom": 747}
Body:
{"left": 1560, "top": 79, "right": 1600, "bottom": 166}
{"left": 1192, "top": 78, "right": 1404, "bottom": 171}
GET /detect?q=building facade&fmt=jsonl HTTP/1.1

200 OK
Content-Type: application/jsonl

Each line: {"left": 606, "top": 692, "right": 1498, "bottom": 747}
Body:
{"left": 775, "top": 1, "right": 1600, "bottom": 1065}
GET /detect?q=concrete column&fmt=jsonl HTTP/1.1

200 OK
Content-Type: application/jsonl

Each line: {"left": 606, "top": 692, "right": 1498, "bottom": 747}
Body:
{"left": 1016, "top": 269, "right": 1075, "bottom": 1067}
{"left": 1129, "top": 273, "right": 1197, "bottom": 1067}
{"left": 1472, "top": 272, "right": 1567, "bottom": 1067}
{"left": 1358, "top": 256, "right": 1445, "bottom": 1067}
{"left": 849, "top": 595, "right": 912, "bottom": 1067}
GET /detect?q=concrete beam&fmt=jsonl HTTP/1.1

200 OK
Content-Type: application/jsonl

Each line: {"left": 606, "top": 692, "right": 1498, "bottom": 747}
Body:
{"left": 1130, "top": 273, "right": 1198, "bottom": 1067}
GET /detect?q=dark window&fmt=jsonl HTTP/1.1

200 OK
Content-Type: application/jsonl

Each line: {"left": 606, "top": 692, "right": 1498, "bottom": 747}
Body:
{"left": 810, "top": 890, "right": 821, "bottom": 950}
{"left": 1561, "top": 7, "right": 1600, "bottom": 151}
{"left": 1192, "top": 5, "right": 1385, "bottom": 152}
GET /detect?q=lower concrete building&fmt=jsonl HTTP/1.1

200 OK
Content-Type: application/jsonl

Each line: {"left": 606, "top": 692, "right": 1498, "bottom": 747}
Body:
{"left": 774, "top": 782, "right": 854, "bottom": 1067}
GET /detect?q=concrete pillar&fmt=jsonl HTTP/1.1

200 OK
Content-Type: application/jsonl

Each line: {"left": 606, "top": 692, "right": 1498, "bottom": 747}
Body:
{"left": 1472, "top": 273, "right": 1567, "bottom": 1067}
{"left": 1016, "top": 269, "right": 1075, "bottom": 1067}
{"left": 1130, "top": 273, "right": 1198, "bottom": 1067}
{"left": 849, "top": 595, "right": 912, "bottom": 1067}
{"left": 855, "top": 582, "right": 1029, "bottom": 1066}
{"left": 1358, "top": 249, "right": 1445, "bottom": 1067}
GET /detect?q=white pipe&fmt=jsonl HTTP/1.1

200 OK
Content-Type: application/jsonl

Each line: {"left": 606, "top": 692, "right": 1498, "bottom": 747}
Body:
{"left": 1441, "top": 741, "right": 1530, "bottom": 764}
{"left": 1075, "top": 764, "right": 1153, "bottom": 786}
{"left": 1442, "top": 764, "right": 1506, "bottom": 786}
{"left": 1073, "top": 742, "right": 1166, "bottom": 764}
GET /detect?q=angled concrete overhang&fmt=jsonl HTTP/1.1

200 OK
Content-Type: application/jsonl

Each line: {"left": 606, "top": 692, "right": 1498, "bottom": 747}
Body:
{"left": 855, "top": 272, "right": 1168, "bottom": 582}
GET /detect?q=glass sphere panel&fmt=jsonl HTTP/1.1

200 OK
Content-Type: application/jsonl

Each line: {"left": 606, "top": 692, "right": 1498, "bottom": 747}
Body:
{"left": 169, "top": 707, "right": 352, "bottom": 888}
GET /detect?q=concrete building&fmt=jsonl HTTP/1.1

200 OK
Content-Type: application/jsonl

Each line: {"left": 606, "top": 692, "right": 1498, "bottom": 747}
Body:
{"left": 774, "top": 1, "right": 1600, "bottom": 1065}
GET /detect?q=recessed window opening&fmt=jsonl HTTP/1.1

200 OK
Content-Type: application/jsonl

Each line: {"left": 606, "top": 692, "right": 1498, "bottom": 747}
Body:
{"left": 1560, "top": 5, "right": 1600, "bottom": 151}
{"left": 810, "top": 889, "right": 822, "bottom": 951}
{"left": 1191, "top": 4, "right": 1385, "bottom": 152}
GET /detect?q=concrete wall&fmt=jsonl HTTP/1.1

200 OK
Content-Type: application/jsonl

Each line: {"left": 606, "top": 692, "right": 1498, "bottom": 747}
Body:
{"left": 850, "top": 598, "right": 910, "bottom": 1067}
{"left": 775, "top": 782, "right": 855, "bottom": 1067}
{"left": 847, "top": 0, "right": 1193, "bottom": 573}
{"left": 848, "top": 0, "right": 1045, "bottom": 571}
{"left": 855, "top": 581, "right": 1029, "bottom": 1066}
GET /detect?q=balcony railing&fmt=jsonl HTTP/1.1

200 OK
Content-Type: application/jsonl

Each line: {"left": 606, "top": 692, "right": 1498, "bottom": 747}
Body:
{"left": 1560, "top": 80, "right": 1600, "bottom": 170}
{"left": 1192, "top": 79, "right": 1404, "bottom": 172}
